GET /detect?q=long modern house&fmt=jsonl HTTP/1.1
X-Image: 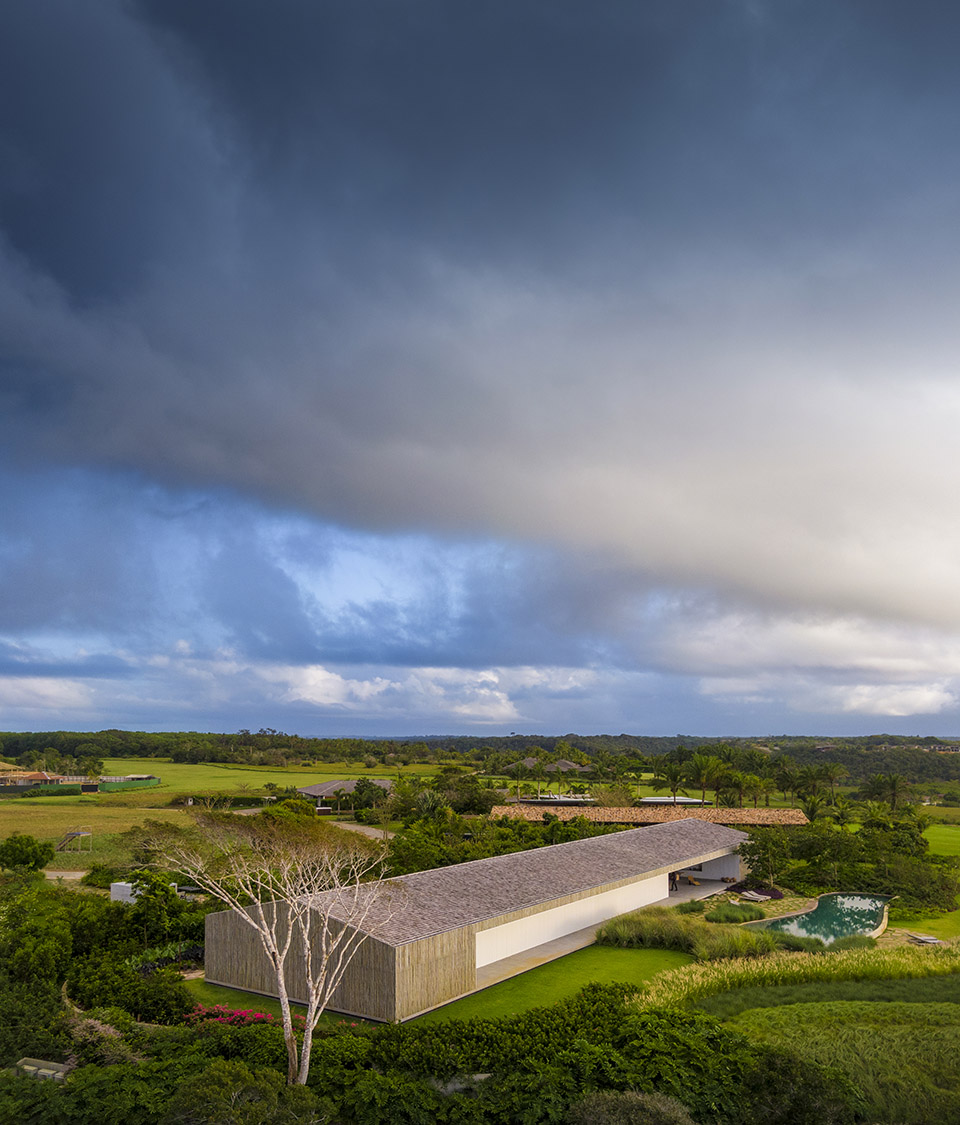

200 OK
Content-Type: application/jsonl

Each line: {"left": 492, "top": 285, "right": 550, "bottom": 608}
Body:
{"left": 205, "top": 818, "right": 746, "bottom": 1022}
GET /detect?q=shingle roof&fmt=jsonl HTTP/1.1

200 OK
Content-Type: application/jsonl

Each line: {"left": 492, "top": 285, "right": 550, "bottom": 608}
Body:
{"left": 329, "top": 818, "right": 747, "bottom": 946}
{"left": 297, "top": 778, "right": 392, "bottom": 798}
{"left": 490, "top": 805, "right": 808, "bottom": 827}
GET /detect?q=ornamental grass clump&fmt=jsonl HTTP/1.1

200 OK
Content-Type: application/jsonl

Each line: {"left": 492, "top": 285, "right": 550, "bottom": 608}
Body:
{"left": 636, "top": 945, "right": 960, "bottom": 1010}
{"left": 703, "top": 902, "right": 765, "bottom": 924}
{"left": 596, "top": 907, "right": 780, "bottom": 961}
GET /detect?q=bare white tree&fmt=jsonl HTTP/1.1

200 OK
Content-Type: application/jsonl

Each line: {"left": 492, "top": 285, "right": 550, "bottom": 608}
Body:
{"left": 150, "top": 811, "right": 394, "bottom": 1085}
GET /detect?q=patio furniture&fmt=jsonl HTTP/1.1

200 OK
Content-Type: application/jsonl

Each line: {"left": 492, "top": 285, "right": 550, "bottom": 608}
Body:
{"left": 739, "top": 890, "right": 770, "bottom": 902}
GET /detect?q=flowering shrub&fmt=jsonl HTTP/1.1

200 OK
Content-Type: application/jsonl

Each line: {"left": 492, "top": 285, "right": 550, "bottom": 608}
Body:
{"left": 184, "top": 1003, "right": 305, "bottom": 1030}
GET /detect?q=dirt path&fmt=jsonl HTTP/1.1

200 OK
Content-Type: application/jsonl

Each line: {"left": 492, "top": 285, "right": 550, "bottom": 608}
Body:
{"left": 232, "top": 807, "right": 393, "bottom": 839}
{"left": 45, "top": 870, "right": 86, "bottom": 880}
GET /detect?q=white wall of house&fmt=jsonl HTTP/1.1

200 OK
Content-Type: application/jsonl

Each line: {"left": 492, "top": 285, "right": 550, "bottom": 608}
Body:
{"left": 692, "top": 853, "right": 742, "bottom": 880}
{"left": 475, "top": 872, "right": 668, "bottom": 968}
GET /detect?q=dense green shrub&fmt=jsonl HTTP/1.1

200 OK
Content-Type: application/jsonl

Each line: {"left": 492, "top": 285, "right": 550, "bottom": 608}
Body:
{"left": 80, "top": 862, "right": 126, "bottom": 888}
{"left": 0, "top": 974, "right": 70, "bottom": 1066}
{"left": 67, "top": 954, "right": 192, "bottom": 1023}
{"left": 674, "top": 898, "right": 705, "bottom": 914}
{"left": 161, "top": 1058, "right": 329, "bottom": 1124}
{"left": 0, "top": 832, "right": 55, "bottom": 871}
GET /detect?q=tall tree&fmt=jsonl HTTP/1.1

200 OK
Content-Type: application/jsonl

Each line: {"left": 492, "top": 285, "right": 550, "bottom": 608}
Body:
{"left": 149, "top": 811, "right": 391, "bottom": 1086}
{"left": 684, "top": 754, "right": 725, "bottom": 806}
{"left": 650, "top": 759, "right": 688, "bottom": 804}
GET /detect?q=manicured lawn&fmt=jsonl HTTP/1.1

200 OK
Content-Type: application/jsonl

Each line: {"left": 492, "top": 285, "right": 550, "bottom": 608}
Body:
{"left": 411, "top": 945, "right": 691, "bottom": 1024}
{"left": 97, "top": 757, "right": 434, "bottom": 798}
{"left": 893, "top": 903, "right": 960, "bottom": 941}
{"left": 924, "top": 823, "right": 960, "bottom": 855}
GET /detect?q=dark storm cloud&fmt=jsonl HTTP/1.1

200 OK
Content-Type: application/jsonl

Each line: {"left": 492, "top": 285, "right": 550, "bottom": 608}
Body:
{"left": 5, "top": 1, "right": 960, "bottom": 731}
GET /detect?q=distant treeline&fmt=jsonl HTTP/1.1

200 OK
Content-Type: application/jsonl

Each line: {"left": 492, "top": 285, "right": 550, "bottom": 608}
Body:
{"left": 3, "top": 728, "right": 960, "bottom": 786}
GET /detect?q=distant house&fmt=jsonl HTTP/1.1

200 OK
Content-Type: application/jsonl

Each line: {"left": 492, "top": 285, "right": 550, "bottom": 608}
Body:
{"left": 504, "top": 757, "right": 590, "bottom": 774}
{"left": 0, "top": 770, "right": 66, "bottom": 788}
{"left": 296, "top": 779, "right": 393, "bottom": 806}
{"left": 206, "top": 818, "right": 746, "bottom": 1022}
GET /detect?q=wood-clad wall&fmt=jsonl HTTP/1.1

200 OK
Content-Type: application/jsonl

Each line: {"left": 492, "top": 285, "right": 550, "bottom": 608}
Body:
{"left": 394, "top": 925, "right": 475, "bottom": 1021}
{"left": 205, "top": 907, "right": 398, "bottom": 1023}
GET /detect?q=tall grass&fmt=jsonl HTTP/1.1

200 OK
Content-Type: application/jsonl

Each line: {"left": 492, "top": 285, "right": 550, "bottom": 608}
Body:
{"left": 696, "top": 971, "right": 960, "bottom": 1019}
{"left": 596, "top": 906, "right": 780, "bottom": 961}
{"left": 703, "top": 901, "right": 764, "bottom": 924}
{"left": 636, "top": 945, "right": 960, "bottom": 1009}
{"left": 730, "top": 1000, "right": 960, "bottom": 1124}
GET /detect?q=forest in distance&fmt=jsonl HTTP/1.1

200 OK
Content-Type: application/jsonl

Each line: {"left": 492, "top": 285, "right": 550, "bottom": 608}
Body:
{"left": 4, "top": 728, "right": 960, "bottom": 789}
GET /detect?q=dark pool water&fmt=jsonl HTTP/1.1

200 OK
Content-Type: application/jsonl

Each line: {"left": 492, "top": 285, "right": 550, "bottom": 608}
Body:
{"left": 746, "top": 892, "right": 890, "bottom": 944}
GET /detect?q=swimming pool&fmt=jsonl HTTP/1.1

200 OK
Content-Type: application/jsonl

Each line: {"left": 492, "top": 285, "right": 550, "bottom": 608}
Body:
{"left": 745, "top": 892, "right": 891, "bottom": 944}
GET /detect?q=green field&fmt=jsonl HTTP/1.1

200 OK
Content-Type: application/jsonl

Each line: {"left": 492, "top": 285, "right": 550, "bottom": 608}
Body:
{"left": 0, "top": 757, "right": 431, "bottom": 866}
{"left": 411, "top": 946, "right": 691, "bottom": 1024}
{"left": 924, "top": 823, "right": 960, "bottom": 855}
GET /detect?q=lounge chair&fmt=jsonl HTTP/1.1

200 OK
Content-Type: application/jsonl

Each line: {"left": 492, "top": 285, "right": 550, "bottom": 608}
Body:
{"left": 684, "top": 875, "right": 700, "bottom": 886}
{"left": 908, "top": 933, "right": 944, "bottom": 945}
{"left": 739, "top": 890, "right": 770, "bottom": 902}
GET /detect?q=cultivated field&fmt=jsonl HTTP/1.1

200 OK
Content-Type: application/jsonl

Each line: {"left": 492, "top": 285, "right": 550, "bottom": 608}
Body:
{"left": 0, "top": 757, "right": 433, "bottom": 867}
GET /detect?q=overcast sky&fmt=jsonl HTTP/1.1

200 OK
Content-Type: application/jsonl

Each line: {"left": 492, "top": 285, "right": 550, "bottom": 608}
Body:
{"left": 3, "top": 0, "right": 960, "bottom": 737}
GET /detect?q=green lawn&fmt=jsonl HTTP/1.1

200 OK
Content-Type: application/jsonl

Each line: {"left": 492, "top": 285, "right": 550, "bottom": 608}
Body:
{"left": 410, "top": 945, "right": 691, "bottom": 1024}
{"left": 0, "top": 757, "right": 436, "bottom": 862}
{"left": 924, "top": 823, "right": 960, "bottom": 855}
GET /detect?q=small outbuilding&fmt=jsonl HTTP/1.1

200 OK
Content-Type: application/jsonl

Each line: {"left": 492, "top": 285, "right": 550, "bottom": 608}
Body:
{"left": 206, "top": 818, "right": 746, "bottom": 1022}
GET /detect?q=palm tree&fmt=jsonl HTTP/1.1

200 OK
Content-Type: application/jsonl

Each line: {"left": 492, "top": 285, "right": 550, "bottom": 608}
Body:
{"left": 885, "top": 774, "right": 911, "bottom": 814}
{"left": 511, "top": 761, "right": 528, "bottom": 800}
{"left": 742, "top": 774, "right": 764, "bottom": 808}
{"left": 331, "top": 787, "right": 349, "bottom": 813}
{"left": 829, "top": 795, "right": 859, "bottom": 829}
{"left": 818, "top": 762, "right": 850, "bottom": 802}
{"left": 800, "top": 793, "right": 829, "bottom": 821}
{"left": 530, "top": 760, "right": 549, "bottom": 799}
{"left": 775, "top": 764, "right": 800, "bottom": 807}
{"left": 796, "top": 765, "right": 823, "bottom": 799}
{"left": 684, "top": 754, "right": 725, "bottom": 806}
{"left": 758, "top": 776, "right": 778, "bottom": 807}
{"left": 860, "top": 800, "right": 894, "bottom": 830}
{"left": 650, "top": 759, "right": 689, "bottom": 804}
{"left": 726, "top": 770, "right": 749, "bottom": 808}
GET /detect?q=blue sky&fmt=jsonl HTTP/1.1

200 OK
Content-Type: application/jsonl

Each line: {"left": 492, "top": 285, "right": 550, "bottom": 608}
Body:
{"left": 3, "top": 1, "right": 960, "bottom": 736}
